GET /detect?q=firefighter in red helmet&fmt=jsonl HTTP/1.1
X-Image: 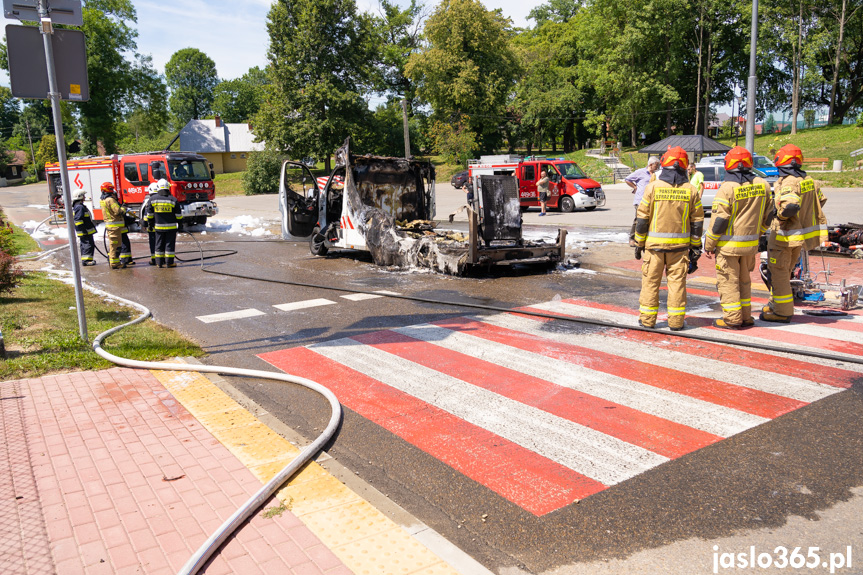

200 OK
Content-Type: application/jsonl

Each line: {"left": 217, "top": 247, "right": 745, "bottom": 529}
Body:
{"left": 634, "top": 146, "right": 704, "bottom": 330}
{"left": 99, "top": 182, "right": 135, "bottom": 269}
{"left": 703, "top": 146, "right": 773, "bottom": 328}
{"left": 760, "top": 144, "right": 828, "bottom": 322}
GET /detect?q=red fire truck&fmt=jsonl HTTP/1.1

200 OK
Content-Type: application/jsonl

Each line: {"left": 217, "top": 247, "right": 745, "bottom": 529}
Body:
{"left": 468, "top": 155, "right": 605, "bottom": 212}
{"left": 45, "top": 152, "right": 219, "bottom": 225}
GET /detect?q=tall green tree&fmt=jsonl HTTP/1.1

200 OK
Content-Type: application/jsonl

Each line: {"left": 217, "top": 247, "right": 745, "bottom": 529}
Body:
{"left": 212, "top": 67, "right": 268, "bottom": 123}
{"left": 165, "top": 48, "right": 219, "bottom": 125}
{"left": 0, "top": 87, "right": 20, "bottom": 141}
{"left": 406, "top": 0, "right": 520, "bottom": 151}
{"left": 254, "top": 0, "right": 375, "bottom": 170}
{"left": 374, "top": 0, "right": 427, "bottom": 109}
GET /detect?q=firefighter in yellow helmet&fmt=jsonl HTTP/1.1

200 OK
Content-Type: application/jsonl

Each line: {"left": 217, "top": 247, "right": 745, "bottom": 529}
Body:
{"left": 761, "top": 144, "right": 828, "bottom": 322}
{"left": 634, "top": 146, "right": 704, "bottom": 330}
{"left": 703, "top": 147, "right": 773, "bottom": 328}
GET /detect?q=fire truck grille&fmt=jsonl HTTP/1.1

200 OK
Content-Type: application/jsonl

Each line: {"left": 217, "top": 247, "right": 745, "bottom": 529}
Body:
{"left": 583, "top": 187, "right": 601, "bottom": 197}
{"left": 185, "top": 192, "right": 209, "bottom": 202}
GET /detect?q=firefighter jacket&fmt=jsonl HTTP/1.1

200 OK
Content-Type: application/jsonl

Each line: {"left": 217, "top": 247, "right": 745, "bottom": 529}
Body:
{"left": 769, "top": 175, "right": 827, "bottom": 250}
{"left": 145, "top": 192, "right": 183, "bottom": 231}
{"left": 100, "top": 192, "right": 128, "bottom": 232}
{"left": 634, "top": 181, "right": 704, "bottom": 252}
{"left": 72, "top": 203, "right": 96, "bottom": 237}
{"left": 704, "top": 177, "right": 773, "bottom": 256}
{"left": 141, "top": 193, "right": 157, "bottom": 232}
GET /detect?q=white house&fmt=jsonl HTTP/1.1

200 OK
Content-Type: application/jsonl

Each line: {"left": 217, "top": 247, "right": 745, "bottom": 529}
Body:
{"left": 178, "top": 116, "right": 265, "bottom": 174}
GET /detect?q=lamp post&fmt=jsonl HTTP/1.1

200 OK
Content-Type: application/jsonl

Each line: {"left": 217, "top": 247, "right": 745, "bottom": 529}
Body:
{"left": 735, "top": 95, "right": 744, "bottom": 147}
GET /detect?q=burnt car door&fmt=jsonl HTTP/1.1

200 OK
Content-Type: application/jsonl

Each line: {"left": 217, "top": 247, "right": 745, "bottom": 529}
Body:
{"left": 279, "top": 161, "right": 320, "bottom": 238}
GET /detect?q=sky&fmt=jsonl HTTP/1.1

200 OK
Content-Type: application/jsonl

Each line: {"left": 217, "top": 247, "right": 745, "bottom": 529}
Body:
{"left": 134, "top": 0, "right": 539, "bottom": 82}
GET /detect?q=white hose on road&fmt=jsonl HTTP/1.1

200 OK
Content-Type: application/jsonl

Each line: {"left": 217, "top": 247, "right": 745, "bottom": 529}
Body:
{"left": 79, "top": 282, "right": 341, "bottom": 575}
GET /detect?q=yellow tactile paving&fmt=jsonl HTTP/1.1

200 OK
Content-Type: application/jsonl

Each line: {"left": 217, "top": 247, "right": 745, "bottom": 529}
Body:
{"left": 151, "top": 367, "right": 460, "bottom": 575}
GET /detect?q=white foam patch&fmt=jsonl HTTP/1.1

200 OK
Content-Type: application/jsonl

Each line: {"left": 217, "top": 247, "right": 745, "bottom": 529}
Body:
{"left": 203, "top": 215, "right": 273, "bottom": 236}
{"left": 26, "top": 204, "right": 49, "bottom": 209}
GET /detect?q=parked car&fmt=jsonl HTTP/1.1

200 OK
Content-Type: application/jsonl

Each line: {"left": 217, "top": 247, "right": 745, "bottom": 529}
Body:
{"left": 696, "top": 164, "right": 771, "bottom": 212}
{"left": 451, "top": 170, "right": 469, "bottom": 189}
{"left": 752, "top": 155, "right": 779, "bottom": 183}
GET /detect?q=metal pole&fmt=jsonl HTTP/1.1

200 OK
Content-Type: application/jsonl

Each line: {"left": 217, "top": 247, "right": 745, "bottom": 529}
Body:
{"left": 401, "top": 99, "right": 410, "bottom": 159}
{"left": 745, "top": 0, "right": 758, "bottom": 153}
{"left": 39, "top": 0, "right": 88, "bottom": 342}
{"left": 25, "top": 119, "right": 38, "bottom": 181}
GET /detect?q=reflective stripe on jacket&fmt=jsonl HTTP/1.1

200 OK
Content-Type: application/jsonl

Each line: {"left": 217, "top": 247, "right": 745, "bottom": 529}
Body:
{"left": 769, "top": 176, "right": 827, "bottom": 250}
{"left": 704, "top": 178, "right": 772, "bottom": 255}
{"left": 634, "top": 181, "right": 704, "bottom": 251}
{"left": 100, "top": 194, "right": 127, "bottom": 232}
{"left": 73, "top": 203, "right": 97, "bottom": 236}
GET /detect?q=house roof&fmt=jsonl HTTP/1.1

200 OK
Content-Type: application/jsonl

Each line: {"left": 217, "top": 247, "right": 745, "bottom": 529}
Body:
{"left": 639, "top": 135, "right": 732, "bottom": 155}
{"left": 179, "top": 119, "right": 265, "bottom": 154}
{"left": 8, "top": 150, "right": 27, "bottom": 165}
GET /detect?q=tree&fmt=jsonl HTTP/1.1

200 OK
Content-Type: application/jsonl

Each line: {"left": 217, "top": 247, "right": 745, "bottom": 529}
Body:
{"left": 406, "top": 0, "right": 520, "bottom": 151}
{"left": 35, "top": 135, "right": 58, "bottom": 170}
{"left": 0, "top": 87, "right": 20, "bottom": 140}
{"left": 374, "top": 0, "right": 428, "bottom": 109}
{"left": 165, "top": 48, "right": 219, "bottom": 125}
{"left": 429, "top": 114, "right": 478, "bottom": 165}
{"left": 254, "top": 0, "right": 376, "bottom": 171}
{"left": 763, "top": 113, "right": 777, "bottom": 133}
{"left": 212, "top": 67, "right": 268, "bottom": 123}
{"left": 76, "top": 0, "right": 147, "bottom": 154}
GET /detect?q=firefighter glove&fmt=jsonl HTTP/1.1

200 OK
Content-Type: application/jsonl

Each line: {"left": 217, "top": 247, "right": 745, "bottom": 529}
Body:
{"left": 634, "top": 246, "right": 643, "bottom": 260}
{"left": 758, "top": 234, "right": 769, "bottom": 252}
{"left": 688, "top": 247, "right": 701, "bottom": 275}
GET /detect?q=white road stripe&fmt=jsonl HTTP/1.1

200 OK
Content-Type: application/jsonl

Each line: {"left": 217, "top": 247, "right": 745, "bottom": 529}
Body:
{"left": 341, "top": 293, "right": 383, "bottom": 301}
{"left": 273, "top": 298, "right": 336, "bottom": 311}
{"left": 374, "top": 290, "right": 402, "bottom": 296}
{"left": 393, "top": 324, "right": 768, "bottom": 438}
{"left": 533, "top": 301, "right": 863, "bottom": 362}
{"left": 311, "top": 338, "right": 669, "bottom": 486}
{"left": 476, "top": 313, "right": 847, "bottom": 403}
{"left": 196, "top": 308, "right": 266, "bottom": 323}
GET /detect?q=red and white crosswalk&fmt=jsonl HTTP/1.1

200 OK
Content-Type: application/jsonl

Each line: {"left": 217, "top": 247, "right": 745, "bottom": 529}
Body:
{"left": 258, "top": 297, "right": 863, "bottom": 516}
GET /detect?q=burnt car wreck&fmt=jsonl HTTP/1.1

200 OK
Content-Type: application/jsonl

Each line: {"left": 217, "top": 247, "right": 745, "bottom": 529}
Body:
{"left": 279, "top": 139, "right": 566, "bottom": 275}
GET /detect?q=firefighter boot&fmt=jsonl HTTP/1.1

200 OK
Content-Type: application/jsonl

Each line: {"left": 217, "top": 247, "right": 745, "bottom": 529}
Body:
{"left": 741, "top": 318, "right": 756, "bottom": 327}
{"left": 760, "top": 310, "right": 792, "bottom": 323}
{"left": 149, "top": 258, "right": 156, "bottom": 266}
{"left": 713, "top": 318, "right": 742, "bottom": 329}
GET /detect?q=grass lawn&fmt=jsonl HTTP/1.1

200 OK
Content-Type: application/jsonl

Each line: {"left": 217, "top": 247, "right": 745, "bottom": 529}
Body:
{"left": 214, "top": 171, "right": 246, "bottom": 196}
{"left": 0, "top": 273, "right": 204, "bottom": 380}
{"left": 8, "top": 220, "right": 41, "bottom": 255}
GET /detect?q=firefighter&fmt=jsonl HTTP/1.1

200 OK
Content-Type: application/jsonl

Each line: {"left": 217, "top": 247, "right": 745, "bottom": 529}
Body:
{"left": 145, "top": 178, "right": 183, "bottom": 268}
{"left": 141, "top": 182, "right": 159, "bottom": 265}
{"left": 761, "top": 144, "right": 828, "bottom": 323}
{"left": 703, "top": 146, "right": 773, "bottom": 328}
{"left": 634, "top": 146, "right": 704, "bottom": 330}
{"left": 71, "top": 188, "right": 97, "bottom": 266}
{"left": 99, "top": 182, "right": 134, "bottom": 269}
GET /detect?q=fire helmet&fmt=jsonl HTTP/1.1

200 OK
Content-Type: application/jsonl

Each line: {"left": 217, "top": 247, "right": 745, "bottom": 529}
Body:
{"left": 148, "top": 182, "right": 159, "bottom": 194}
{"left": 774, "top": 144, "right": 803, "bottom": 167}
{"left": 724, "top": 146, "right": 753, "bottom": 171}
{"left": 72, "top": 188, "right": 87, "bottom": 202}
{"left": 661, "top": 146, "right": 689, "bottom": 170}
{"left": 100, "top": 181, "right": 115, "bottom": 194}
{"left": 156, "top": 178, "right": 170, "bottom": 191}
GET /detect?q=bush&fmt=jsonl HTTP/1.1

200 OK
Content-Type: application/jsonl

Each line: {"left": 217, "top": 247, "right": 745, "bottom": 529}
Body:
{"left": 0, "top": 211, "right": 23, "bottom": 295}
{"left": 242, "top": 150, "right": 285, "bottom": 195}
{"left": 857, "top": 112, "right": 863, "bottom": 128}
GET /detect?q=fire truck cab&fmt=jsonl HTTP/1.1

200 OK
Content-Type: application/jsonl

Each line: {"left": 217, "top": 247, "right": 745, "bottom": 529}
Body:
{"left": 468, "top": 155, "right": 605, "bottom": 212}
{"left": 45, "top": 152, "right": 219, "bottom": 225}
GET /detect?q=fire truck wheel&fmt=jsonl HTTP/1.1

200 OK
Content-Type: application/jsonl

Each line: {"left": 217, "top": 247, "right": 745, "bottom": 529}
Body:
{"left": 559, "top": 195, "right": 575, "bottom": 213}
{"left": 310, "top": 226, "right": 329, "bottom": 256}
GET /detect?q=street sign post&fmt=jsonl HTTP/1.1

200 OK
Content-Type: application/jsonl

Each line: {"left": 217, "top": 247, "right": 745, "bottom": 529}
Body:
{"left": 4, "top": 0, "right": 88, "bottom": 342}
{"left": 6, "top": 24, "right": 89, "bottom": 101}
{"left": 3, "top": 0, "right": 82, "bottom": 26}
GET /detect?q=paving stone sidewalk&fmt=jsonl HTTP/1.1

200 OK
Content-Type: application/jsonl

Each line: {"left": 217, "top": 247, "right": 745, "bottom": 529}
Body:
{"left": 0, "top": 368, "right": 352, "bottom": 575}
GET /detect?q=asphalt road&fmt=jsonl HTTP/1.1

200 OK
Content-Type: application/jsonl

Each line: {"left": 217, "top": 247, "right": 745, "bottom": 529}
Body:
{"left": 3, "top": 181, "right": 863, "bottom": 575}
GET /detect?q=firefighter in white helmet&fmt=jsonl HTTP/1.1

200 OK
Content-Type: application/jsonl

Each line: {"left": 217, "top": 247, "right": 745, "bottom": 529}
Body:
{"left": 71, "top": 188, "right": 97, "bottom": 266}
{"left": 144, "top": 178, "right": 183, "bottom": 268}
{"left": 761, "top": 144, "right": 828, "bottom": 322}
{"left": 141, "top": 182, "right": 159, "bottom": 265}
{"left": 703, "top": 146, "right": 773, "bottom": 328}
{"left": 634, "top": 146, "right": 704, "bottom": 330}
